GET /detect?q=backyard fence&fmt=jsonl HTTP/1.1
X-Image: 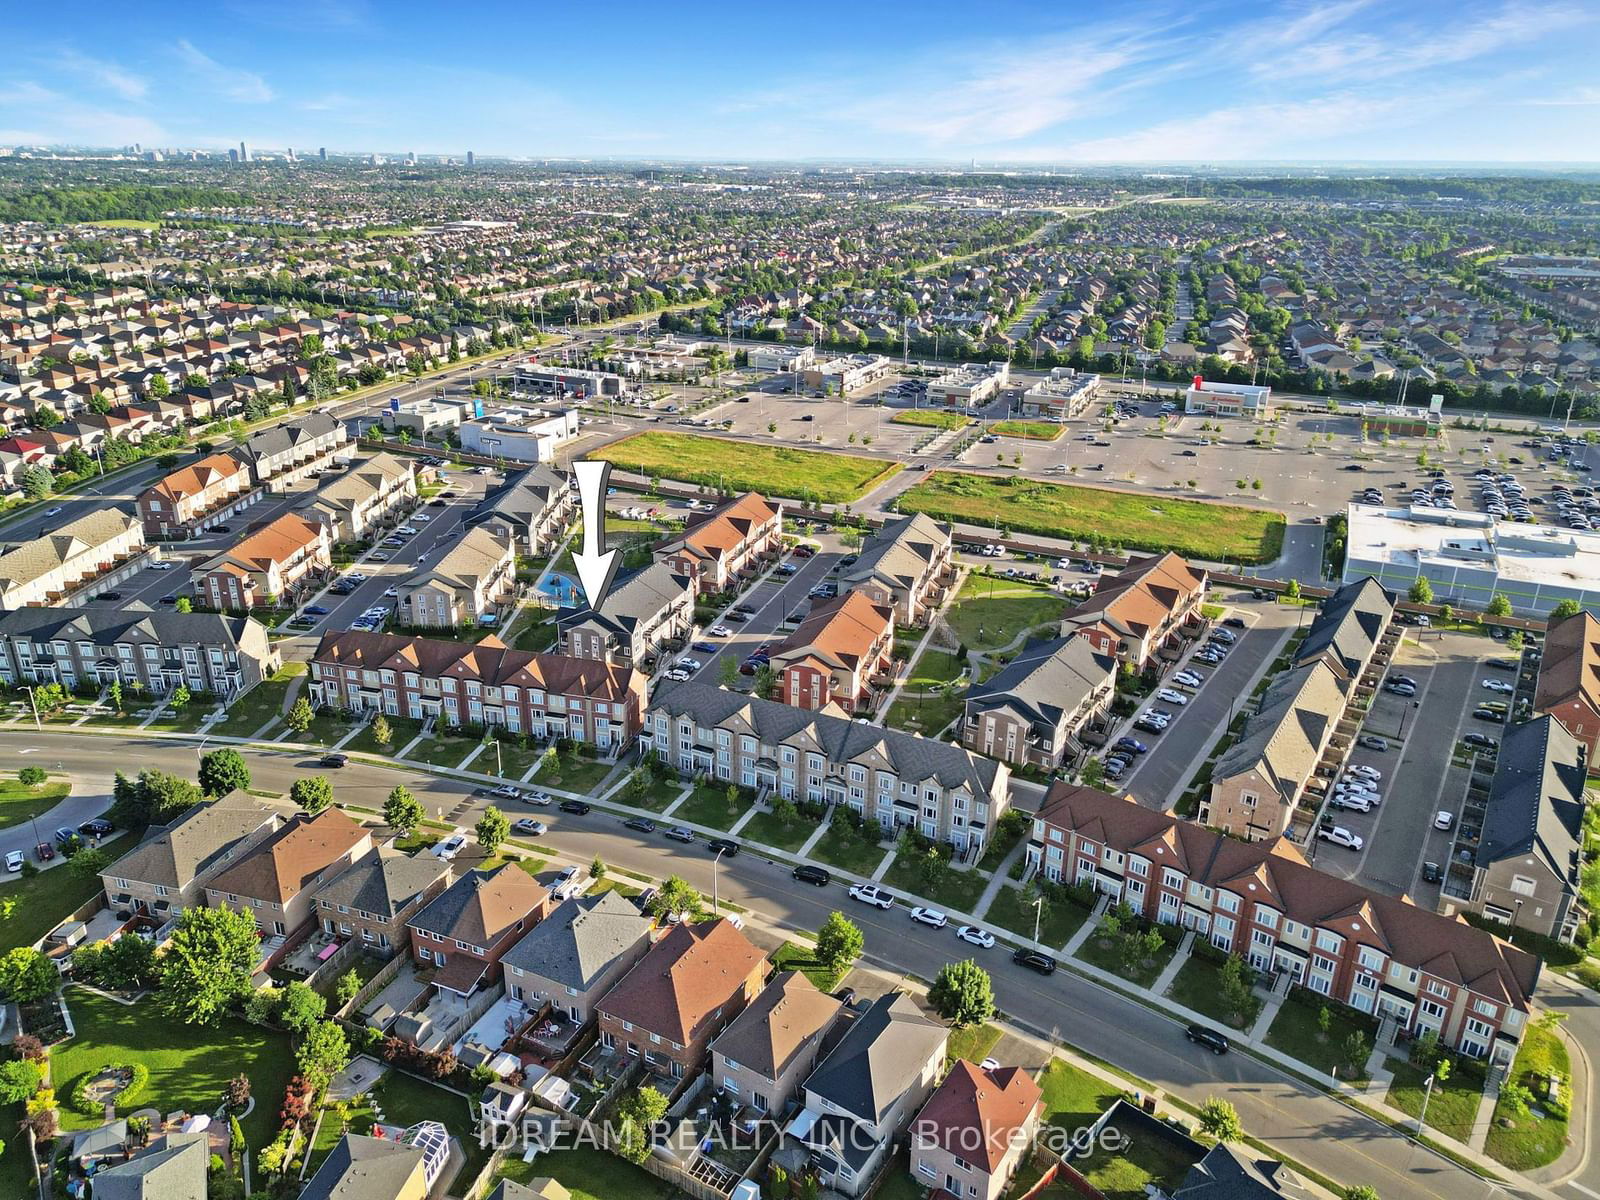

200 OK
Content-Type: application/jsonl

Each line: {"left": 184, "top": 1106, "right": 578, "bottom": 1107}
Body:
{"left": 344, "top": 951, "right": 408, "bottom": 1021}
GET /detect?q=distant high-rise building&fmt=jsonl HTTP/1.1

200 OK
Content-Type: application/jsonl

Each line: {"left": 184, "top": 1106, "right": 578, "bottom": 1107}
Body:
{"left": 319, "top": 146, "right": 327, "bottom": 161}
{"left": 133, "top": 142, "right": 141, "bottom": 155}
{"left": 406, "top": 151, "right": 416, "bottom": 166}
{"left": 466, "top": 150, "right": 475, "bottom": 166}
{"left": 239, "top": 140, "right": 250, "bottom": 162}
{"left": 228, "top": 148, "right": 239, "bottom": 163}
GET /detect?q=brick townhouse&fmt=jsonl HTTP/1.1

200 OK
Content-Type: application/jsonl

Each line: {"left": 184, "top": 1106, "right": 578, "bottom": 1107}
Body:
{"left": 1027, "top": 784, "right": 1539, "bottom": 1063}
{"left": 644, "top": 681, "right": 1010, "bottom": 854}
{"left": 1534, "top": 611, "right": 1600, "bottom": 759}
{"left": 204, "top": 808, "right": 372, "bottom": 939}
{"left": 407, "top": 865, "right": 552, "bottom": 999}
{"left": 398, "top": 525, "right": 515, "bottom": 628}
{"left": 961, "top": 635, "right": 1116, "bottom": 770}
{"left": 300, "top": 452, "right": 417, "bottom": 544}
{"left": 235, "top": 411, "right": 349, "bottom": 488}
{"left": 1060, "top": 552, "right": 1208, "bottom": 672}
{"left": 654, "top": 492, "right": 783, "bottom": 594}
{"left": 312, "top": 846, "right": 451, "bottom": 955}
{"left": 838, "top": 513, "right": 954, "bottom": 626}
{"left": 195, "top": 513, "right": 332, "bottom": 611}
{"left": 465, "top": 464, "right": 577, "bottom": 557}
{"left": 136, "top": 451, "right": 258, "bottom": 539}
{"left": 308, "top": 630, "right": 646, "bottom": 751}
{"left": 770, "top": 590, "right": 895, "bottom": 712}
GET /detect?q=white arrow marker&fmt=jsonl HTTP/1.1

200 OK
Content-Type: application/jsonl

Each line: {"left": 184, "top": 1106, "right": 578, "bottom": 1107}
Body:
{"left": 572, "top": 460, "right": 621, "bottom": 613}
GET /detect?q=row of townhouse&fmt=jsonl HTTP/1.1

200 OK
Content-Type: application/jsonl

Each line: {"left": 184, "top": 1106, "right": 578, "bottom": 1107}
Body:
{"left": 643, "top": 680, "right": 1010, "bottom": 853}
{"left": 135, "top": 451, "right": 258, "bottom": 539}
{"left": 463, "top": 464, "right": 578, "bottom": 558}
{"left": 1201, "top": 577, "right": 1397, "bottom": 840}
{"left": 558, "top": 561, "right": 695, "bottom": 668}
{"left": 1028, "top": 783, "right": 1539, "bottom": 1063}
{"left": 195, "top": 513, "right": 332, "bottom": 611}
{"left": 307, "top": 630, "right": 647, "bottom": 750}
{"left": 398, "top": 524, "right": 516, "bottom": 628}
{"left": 1060, "top": 552, "right": 1209, "bottom": 673}
{"left": 0, "top": 606, "right": 278, "bottom": 697}
{"left": 297, "top": 450, "right": 417, "bottom": 544}
{"left": 653, "top": 491, "right": 784, "bottom": 594}
{"left": 771, "top": 590, "right": 895, "bottom": 712}
{"left": 839, "top": 513, "right": 955, "bottom": 627}
{"left": 0, "top": 510, "right": 150, "bottom": 611}
{"left": 962, "top": 635, "right": 1116, "bottom": 769}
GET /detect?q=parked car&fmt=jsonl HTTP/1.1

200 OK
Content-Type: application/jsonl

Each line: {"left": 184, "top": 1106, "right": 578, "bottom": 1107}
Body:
{"left": 1317, "top": 825, "right": 1364, "bottom": 851}
{"left": 850, "top": 882, "right": 893, "bottom": 909}
{"left": 1223, "top": 616, "right": 1247, "bottom": 629}
{"left": 512, "top": 818, "right": 547, "bottom": 836}
{"left": 1463, "top": 733, "right": 1499, "bottom": 752}
{"left": 1345, "top": 764, "right": 1382, "bottom": 782}
{"left": 433, "top": 834, "right": 467, "bottom": 860}
{"left": 320, "top": 753, "right": 348, "bottom": 768}
{"left": 78, "top": 819, "right": 113, "bottom": 837}
{"left": 707, "top": 838, "right": 739, "bottom": 856}
{"left": 1012, "top": 948, "right": 1058, "bottom": 974}
{"left": 1480, "top": 678, "right": 1515, "bottom": 694}
{"left": 664, "top": 826, "right": 695, "bottom": 843}
{"left": 955, "top": 925, "right": 995, "bottom": 949}
{"left": 1358, "top": 734, "right": 1389, "bottom": 751}
{"left": 910, "top": 906, "right": 948, "bottom": 928}
{"left": 1422, "top": 862, "right": 1444, "bottom": 884}
{"left": 1155, "top": 688, "right": 1188, "bottom": 706}
{"left": 1472, "top": 707, "right": 1504, "bottom": 722}
{"left": 708, "top": 625, "right": 733, "bottom": 637}
{"left": 1173, "top": 670, "right": 1203, "bottom": 688}
{"left": 33, "top": 842, "right": 53, "bottom": 862}
{"left": 1114, "top": 737, "right": 1148, "bottom": 755}
{"left": 624, "top": 817, "right": 657, "bottom": 834}
{"left": 4, "top": 850, "right": 23, "bottom": 873}
{"left": 1330, "top": 795, "right": 1373, "bottom": 812}
{"left": 526, "top": 790, "right": 552, "bottom": 806}
{"left": 1185, "top": 1025, "right": 1229, "bottom": 1054}
{"left": 1434, "top": 810, "right": 1455, "bottom": 830}
{"left": 558, "top": 799, "right": 592, "bottom": 815}
{"left": 793, "top": 864, "right": 832, "bottom": 887}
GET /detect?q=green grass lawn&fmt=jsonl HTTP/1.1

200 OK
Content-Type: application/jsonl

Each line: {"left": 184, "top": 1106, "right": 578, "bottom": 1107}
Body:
{"left": 899, "top": 470, "right": 1286, "bottom": 564}
{"left": 990, "top": 420, "right": 1065, "bottom": 440}
{"left": 907, "top": 647, "right": 966, "bottom": 686}
{"left": 593, "top": 432, "right": 901, "bottom": 504}
{"left": 1074, "top": 1121, "right": 1200, "bottom": 1200}
{"left": 947, "top": 1022, "right": 1002, "bottom": 1065}
{"left": 144, "top": 699, "right": 221, "bottom": 733}
{"left": 891, "top": 410, "right": 971, "bottom": 431}
{"left": 880, "top": 853, "right": 988, "bottom": 915}
{"left": 984, "top": 886, "right": 1087, "bottom": 948}
{"left": 885, "top": 687, "right": 965, "bottom": 736}
{"left": 52, "top": 988, "right": 294, "bottom": 1154}
{"left": 306, "top": 1067, "right": 490, "bottom": 1182}
{"left": 1387, "top": 1058, "right": 1485, "bottom": 1143}
{"left": 406, "top": 735, "right": 478, "bottom": 768}
{"left": 809, "top": 820, "right": 891, "bottom": 876}
{"left": 673, "top": 783, "right": 751, "bottom": 831}
{"left": 509, "top": 604, "right": 558, "bottom": 653}
{"left": 479, "top": 740, "right": 545, "bottom": 780}
{"left": 627, "top": 775, "right": 686, "bottom": 812}
{"left": 771, "top": 941, "right": 844, "bottom": 992}
{"left": 1163, "top": 956, "right": 1256, "bottom": 1029}
{"left": 542, "top": 757, "right": 614, "bottom": 795}
{"left": 1262, "top": 999, "right": 1376, "bottom": 1083}
{"left": 944, "top": 573, "right": 1070, "bottom": 653}
{"left": 0, "top": 776, "right": 70, "bottom": 831}
{"left": 1485, "top": 1016, "right": 1571, "bottom": 1170}
{"left": 210, "top": 664, "right": 303, "bottom": 737}
{"left": 0, "top": 836, "right": 129, "bottom": 953}
{"left": 299, "top": 710, "right": 355, "bottom": 746}
{"left": 1038, "top": 1057, "right": 1121, "bottom": 1130}
{"left": 738, "top": 807, "right": 814, "bottom": 851}
{"left": 343, "top": 716, "right": 427, "bottom": 757}
{"left": 496, "top": 1144, "right": 677, "bottom": 1200}
{"left": 1073, "top": 928, "right": 1178, "bottom": 989}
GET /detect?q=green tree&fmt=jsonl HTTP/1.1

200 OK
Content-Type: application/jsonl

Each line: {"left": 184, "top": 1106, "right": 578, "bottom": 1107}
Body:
{"left": 476, "top": 805, "right": 510, "bottom": 853}
{"left": 111, "top": 768, "right": 202, "bottom": 827}
{"left": 99, "top": 934, "right": 156, "bottom": 990}
{"left": 384, "top": 785, "right": 424, "bottom": 837}
{"left": 290, "top": 775, "right": 334, "bottom": 814}
{"left": 1408, "top": 577, "right": 1433, "bottom": 605}
{"left": 1218, "top": 955, "right": 1258, "bottom": 1025}
{"left": 168, "top": 684, "right": 191, "bottom": 713}
{"left": 650, "top": 875, "right": 705, "bottom": 923}
{"left": 1551, "top": 598, "right": 1583, "bottom": 621}
{"left": 1317, "top": 1006, "right": 1333, "bottom": 1040}
{"left": 333, "top": 969, "right": 362, "bottom": 1008}
{"left": 286, "top": 696, "right": 315, "bottom": 735}
{"left": 19, "top": 465, "right": 52, "bottom": 499}
{"left": 370, "top": 714, "right": 392, "bottom": 749}
{"left": 295, "top": 1020, "right": 350, "bottom": 1095}
{"left": 174, "top": 597, "right": 192, "bottom": 614}
{"left": 16, "top": 767, "right": 45, "bottom": 788}
{"left": 1342, "top": 1031, "right": 1371, "bottom": 1077}
{"left": 1284, "top": 579, "right": 1300, "bottom": 600}
{"left": 1500, "top": 1081, "right": 1534, "bottom": 1118}
{"left": 160, "top": 906, "right": 260, "bottom": 1024}
{"left": 615, "top": 1085, "right": 669, "bottom": 1163}
{"left": 1486, "top": 594, "right": 1512, "bottom": 618}
{"left": 1343, "top": 1187, "right": 1380, "bottom": 1200}
{"left": 108, "top": 679, "right": 123, "bottom": 712}
{"left": 590, "top": 855, "right": 607, "bottom": 882}
{"left": 928, "top": 959, "right": 995, "bottom": 1028}
{"left": 278, "top": 981, "right": 327, "bottom": 1036}
{"left": 0, "top": 948, "right": 56, "bottom": 1004}
{"left": 70, "top": 848, "right": 111, "bottom": 879}
{"left": 815, "top": 911, "right": 864, "bottom": 980}
{"left": 198, "top": 748, "right": 250, "bottom": 797}
{"left": 1196, "top": 1096, "right": 1243, "bottom": 1143}
{"left": 0, "top": 1059, "right": 42, "bottom": 1104}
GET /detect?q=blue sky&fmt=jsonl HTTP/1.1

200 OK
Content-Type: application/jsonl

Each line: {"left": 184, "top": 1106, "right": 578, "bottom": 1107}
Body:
{"left": 5, "top": 0, "right": 1600, "bottom": 164}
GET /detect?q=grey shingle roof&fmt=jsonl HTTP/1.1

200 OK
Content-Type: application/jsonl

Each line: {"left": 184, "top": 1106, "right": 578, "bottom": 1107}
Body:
{"left": 803, "top": 990, "right": 946, "bottom": 1124}
{"left": 1173, "top": 1143, "right": 1308, "bottom": 1200}
{"left": 558, "top": 561, "right": 690, "bottom": 637}
{"left": 105, "top": 792, "right": 279, "bottom": 891}
{"left": 842, "top": 513, "right": 948, "bottom": 593}
{"left": 651, "top": 680, "right": 1003, "bottom": 794}
{"left": 469, "top": 465, "right": 571, "bottom": 529}
{"left": 92, "top": 1132, "right": 209, "bottom": 1200}
{"left": 315, "top": 846, "right": 449, "bottom": 920}
{"left": 1481, "top": 715, "right": 1585, "bottom": 878}
{"left": 500, "top": 889, "right": 652, "bottom": 989}
{"left": 1212, "top": 661, "right": 1347, "bottom": 799}
{"left": 964, "top": 636, "right": 1115, "bottom": 732}
{"left": 300, "top": 1133, "right": 425, "bottom": 1200}
{"left": 237, "top": 410, "right": 342, "bottom": 464}
{"left": 0, "top": 604, "right": 260, "bottom": 650}
{"left": 1293, "top": 576, "right": 1394, "bottom": 679}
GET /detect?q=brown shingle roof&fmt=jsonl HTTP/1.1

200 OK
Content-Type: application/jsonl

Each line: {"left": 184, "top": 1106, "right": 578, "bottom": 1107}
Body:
{"left": 658, "top": 492, "right": 778, "bottom": 564}
{"left": 407, "top": 864, "right": 548, "bottom": 947}
{"left": 599, "top": 918, "right": 766, "bottom": 1044}
{"left": 915, "top": 1060, "right": 1042, "bottom": 1173}
{"left": 1535, "top": 611, "right": 1600, "bottom": 717}
{"left": 711, "top": 970, "right": 841, "bottom": 1080}
{"left": 772, "top": 591, "right": 892, "bottom": 672}
{"left": 205, "top": 808, "right": 367, "bottom": 904}
{"left": 1063, "top": 552, "right": 1205, "bottom": 642}
{"left": 205, "top": 513, "right": 324, "bottom": 576}
{"left": 145, "top": 452, "right": 249, "bottom": 504}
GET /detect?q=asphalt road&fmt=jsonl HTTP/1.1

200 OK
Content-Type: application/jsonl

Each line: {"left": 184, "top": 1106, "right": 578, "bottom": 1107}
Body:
{"left": 0, "top": 729, "right": 1557, "bottom": 1200}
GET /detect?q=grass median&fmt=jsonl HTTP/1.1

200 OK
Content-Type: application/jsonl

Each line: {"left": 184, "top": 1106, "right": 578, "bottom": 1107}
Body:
{"left": 989, "top": 420, "right": 1065, "bottom": 440}
{"left": 891, "top": 410, "right": 970, "bottom": 430}
{"left": 898, "top": 470, "right": 1286, "bottom": 563}
{"left": 593, "top": 432, "right": 901, "bottom": 504}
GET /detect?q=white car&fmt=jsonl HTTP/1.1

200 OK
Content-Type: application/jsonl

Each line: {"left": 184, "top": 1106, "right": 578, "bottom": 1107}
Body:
{"left": 414, "top": 514, "right": 432, "bottom": 523}
{"left": 44, "top": 506, "right": 63, "bottom": 518}
{"left": 664, "top": 668, "right": 692, "bottom": 682}
{"left": 708, "top": 625, "right": 733, "bottom": 637}
{"left": 1330, "top": 795, "right": 1372, "bottom": 812}
{"left": 1173, "top": 671, "right": 1203, "bottom": 688}
{"left": 4, "top": 849, "right": 23, "bottom": 872}
{"left": 1317, "top": 825, "right": 1364, "bottom": 851}
{"left": 383, "top": 586, "right": 399, "bottom": 598}
{"left": 150, "top": 561, "right": 175, "bottom": 571}
{"left": 552, "top": 866, "right": 584, "bottom": 899}
{"left": 433, "top": 833, "right": 467, "bottom": 860}
{"left": 1155, "top": 689, "right": 1188, "bottom": 706}
{"left": 1345, "top": 764, "right": 1382, "bottom": 782}
{"left": 1480, "top": 679, "right": 1514, "bottom": 694}
{"left": 911, "top": 906, "right": 948, "bottom": 928}
{"left": 1434, "top": 810, "right": 1455, "bottom": 830}
{"left": 398, "top": 526, "right": 419, "bottom": 536}
{"left": 513, "top": 818, "right": 548, "bottom": 836}
{"left": 956, "top": 925, "right": 995, "bottom": 949}
{"left": 850, "top": 883, "right": 893, "bottom": 909}
{"left": 678, "top": 658, "right": 703, "bottom": 673}
{"left": 526, "top": 790, "right": 552, "bottom": 806}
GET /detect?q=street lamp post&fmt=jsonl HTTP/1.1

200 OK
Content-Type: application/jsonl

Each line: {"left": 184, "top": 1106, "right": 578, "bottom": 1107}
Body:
{"left": 712, "top": 846, "right": 726, "bottom": 915}
{"left": 1416, "top": 1071, "right": 1436, "bottom": 1136}
{"left": 1032, "top": 895, "right": 1044, "bottom": 944}
{"left": 20, "top": 685, "right": 41, "bottom": 731}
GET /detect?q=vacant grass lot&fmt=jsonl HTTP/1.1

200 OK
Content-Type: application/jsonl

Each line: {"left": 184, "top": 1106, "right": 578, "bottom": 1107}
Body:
{"left": 1486, "top": 1016, "right": 1570, "bottom": 1169}
{"left": 947, "top": 1022, "right": 1002, "bottom": 1065}
{"left": 594, "top": 432, "right": 901, "bottom": 504}
{"left": 1074, "top": 1122, "right": 1199, "bottom": 1200}
{"left": 1073, "top": 927, "right": 1178, "bottom": 989}
{"left": 885, "top": 687, "right": 965, "bottom": 737}
{"left": 990, "top": 420, "right": 1065, "bottom": 440}
{"left": 891, "top": 410, "right": 970, "bottom": 431}
{"left": 945, "top": 573, "right": 1070, "bottom": 652}
{"left": 771, "top": 941, "right": 844, "bottom": 992}
{"left": 211, "top": 663, "right": 304, "bottom": 737}
{"left": 907, "top": 647, "right": 965, "bottom": 686}
{"left": 0, "top": 776, "right": 70, "bottom": 831}
{"left": 1038, "top": 1057, "right": 1120, "bottom": 1130}
{"left": 899, "top": 471, "right": 1286, "bottom": 563}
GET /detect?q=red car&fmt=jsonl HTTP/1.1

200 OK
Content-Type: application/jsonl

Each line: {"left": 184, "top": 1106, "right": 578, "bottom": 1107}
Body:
{"left": 34, "top": 842, "right": 54, "bottom": 862}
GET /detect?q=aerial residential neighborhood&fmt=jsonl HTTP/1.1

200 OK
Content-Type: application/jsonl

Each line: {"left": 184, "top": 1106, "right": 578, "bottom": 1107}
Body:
{"left": 0, "top": 5, "right": 1598, "bottom": 1200}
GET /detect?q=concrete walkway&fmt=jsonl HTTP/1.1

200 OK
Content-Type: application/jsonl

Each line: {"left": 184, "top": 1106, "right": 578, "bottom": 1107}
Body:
{"left": 972, "top": 839, "right": 1029, "bottom": 916}
{"left": 1151, "top": 931, "right": 1194, "bottom": 995}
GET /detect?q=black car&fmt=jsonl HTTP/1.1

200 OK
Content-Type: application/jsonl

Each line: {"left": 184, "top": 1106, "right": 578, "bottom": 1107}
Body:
{"left": 1223, "top": 616, "right": 1247, "bottom": 629}
{"left": 707, "top": 838, "right": 739, "bottom": 857}
{"left": 98, "top": 591, "right": 123, "bottom": 601}
{"left": 833, "top": 986, "right": 858, "bottom": 1007}
{"left": 1421, "top": 861, "right": 1443, "bottom": 884}
{"left": 558, "top": 800, "right": 592, "bottom": 815}
{"left": 305, "top": 605, "right": 331, "bottom": 616}
{"left": 1463, "top": 733, "right": 1499, "bottom": 752}
{"left": 77, "top": 819, "right": 113, "bottom": 837}
{"left": 1484, "top": 658, "right": 1517, "bottom": 671}
{"left": 1012, "top": 948, "right": 1058, "bottom": 975}
{"left": 1472, "top": 707, "right": 1503, "bottom": 723}
{"left": 319, "top": 753, "right": 347, "bottom": 768}
{"left": 792, "top": 864, "right": 832, "bottom": 887}
{"left": 1185, "top": 1024, "right": 1229, "bottom": 1054}
{"left": 1343, "top": 463, "right": 1365, "bottom": 472}
{"left": 623, "top": 817, "right": 657, "bottom": 834}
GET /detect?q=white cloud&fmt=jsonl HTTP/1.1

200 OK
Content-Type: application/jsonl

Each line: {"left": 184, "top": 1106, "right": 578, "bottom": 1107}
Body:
{"left": 175, "top": 39, "right": 274, "bottom": 103}
{"left": 1523, "top": 85, "right": 1600, "bottom": 106}
{"left": 57, "top": 49, "right": 148, "bottom": 100}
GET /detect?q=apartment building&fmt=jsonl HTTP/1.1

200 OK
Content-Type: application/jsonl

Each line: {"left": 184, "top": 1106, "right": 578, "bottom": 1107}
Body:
{"left": 1027, "top": 784, "right": 1539, "bottom": 1062}
{"left": 203, "top": 809, "right": 372, "bottom": 938}
{"left": 1534, "top": 611, "right": 1600, "bottom": 758}
{"left": 466, "top": 465, "right": 577, "bottom": 556}
{"left": 1061, "top": 553, "right": 1208, "bottom": 673}
{"left": 1019, "top": 369, "right": 1100, "bottom": 420}
{"left": 1291, "top": 577, "right": 1395, "bottom": 683}
{"left": 557, "top": 562, "right": 694, "bottom": 669}
{"left": 771, "top": 590, "right": 894, "bottom": 712}
{"left": 654, "top": 492, "right": 783, "bottom": 595}
{"left": 501, "top": 890, "right": 654, "bottom": 1024}
{"left": 911, "top": 1061, "right": 1043, "bottom": 1200}
{"left": 398, "top": 525, "right": 515, "bottom": 628}
{"left": 301, "top": 452, "right": 417, "bottom": 543}
{"left": 962, "top": 636, "right": 1116, "bottom": 769}
{"left": 595, "top": 917, "right": 768, "bottom": 1078}
{"left": 839, "top": 514, "right": 954, "bottom": 626}
{"left": 1463, "top": 716, "right": 1587, "bottom": 942}
{"left": 235, "top": 411, "right": 349, "bottom": 488}
{"left": 644, "top": 681, "right": 1010, "bottom": 853}
{"left": 407, "top": 865, "right": 552, "bottom": 998}
{"left": 0, "top": 606, "right": 278, "bottom": 696}
{"left": 313, "top": 846, "right": 451, "bottom": 955}
{"left": 711, "top": 970, "right": 842, "bottom": 1119}
{"left": 101, "top": 792, "right": 283, "bottom": 921}
{"left": 926, "top": 361, "right": 1010, "bottom": 410}
{"left": 195, "top": 513, "right": 332, "bottom": 611}
{"left": 0, "top": 510, "right": 147, "bottom": 611}
{"left": 136, "top": 451, "right": 257, "bottom": 538}
{"left": 308, "top": 631, "right": 646, "bottom": 749}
